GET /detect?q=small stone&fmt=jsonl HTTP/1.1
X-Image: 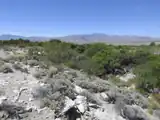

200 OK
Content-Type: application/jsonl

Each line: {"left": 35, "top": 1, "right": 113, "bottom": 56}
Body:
{"left": 100, "top": 92, "right": 109, "bottom": 100}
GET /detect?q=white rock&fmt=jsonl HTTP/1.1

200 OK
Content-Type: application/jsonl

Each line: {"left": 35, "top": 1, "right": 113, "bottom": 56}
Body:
{"left": 62, "top": 96, "right": 87, "bottom": 114}
{"left": 40, "top": 83, "right": 45, "bottom": 86}
{"left": 0, "top": 96, "right": 7, "bottom": 104}
{"left": 29, "top": 97, "right": 34, "bottom": 101}
{"left": 100, "top": 92, "right": 108, "bottom": 100}
{"left": 62, "top": 97, "right": 75, "bottom": 113}
{"left": 74, "top": 85, "right": 84, "bottom": 94}
{"left": 13, "top": 89, "right": 19, "bottom": 93}
{"left": 128, "top": 84, "right": 136, "bottom": 90}
{"left": 55, "top": 118, "right": 62, "bottom": 120}
{"left": 75, "top": 96, "right": 87, "bottom": 113}
{"left": 119, "top": 73, "right": 136, "bottom": 82}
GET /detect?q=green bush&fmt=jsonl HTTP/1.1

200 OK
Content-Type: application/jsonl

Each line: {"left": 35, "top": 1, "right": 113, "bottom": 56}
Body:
{"left": 133, "top": 55, "right": 160, "bottom": 92}
{"left": 150, "top": 42, "right": 156, "bottom": 46}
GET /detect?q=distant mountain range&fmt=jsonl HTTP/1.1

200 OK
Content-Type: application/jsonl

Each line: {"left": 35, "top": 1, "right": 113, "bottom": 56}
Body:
{"left": 0, "top": 34, "right": 160, "bottom": 45}
{"left": 0, "top": 34, "right": 49, "bottom": 41}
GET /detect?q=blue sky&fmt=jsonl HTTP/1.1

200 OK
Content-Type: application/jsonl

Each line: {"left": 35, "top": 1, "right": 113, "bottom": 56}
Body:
{"left": 0, "top": 0, "right": 160, "bottom": 37}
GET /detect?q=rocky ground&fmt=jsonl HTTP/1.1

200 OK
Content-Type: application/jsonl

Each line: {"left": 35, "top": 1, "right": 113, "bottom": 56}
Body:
{"left": 0, "top": 47, "right": 159, "bottom": 120}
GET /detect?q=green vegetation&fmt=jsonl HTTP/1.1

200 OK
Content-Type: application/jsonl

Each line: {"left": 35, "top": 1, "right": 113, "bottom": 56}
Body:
{"left": 150, "top": 42, "right": 156, "bottom": 46}
{"left": 0, "top": 39, "right": 160, "bottom": 95}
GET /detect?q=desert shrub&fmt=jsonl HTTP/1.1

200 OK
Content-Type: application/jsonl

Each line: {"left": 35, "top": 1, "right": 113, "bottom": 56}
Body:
{"left": 55, "top": 79, "right": 73, "bottom": 89}
{"left": 42, "top": 97, "right": 56, "bottom": 110}
{"left": 0, "top": 64, "right": 13, "bottom": 73}
{"left": 12, "top": 63, "right": 28, "bottom": 73}
{"left": 109, "top": 76, "right": 125, "bottom": 87}
{"left": 76, "top": 81, "right": 109, "bottom": 93}
{"left": 45, "top": 78, "right": 73, "bottom": 94}
{"left": 47, "top": 66, "right": 58, "bottom": 78}
{"left": 48, "top": 91, "right": 61, "bottom": 100}
{"left": 84, "top": 43, "right": 107, "bottom": 57}
{"left": 32, "top": 85, "right": 52, "bottom": 99}
{"left": 2, "top": 55, "right": 15, "bottom": 63}
{"left": 80, "top": 91, "right": 101, "bottom": 105}
{"left": 2, "top": 55, "right": 26, "bottom": 63}
{"left": 152, "top": 94, "right": 160, "bottom": 103}
{"left": 66, "top": 57, "right": 102, "bottom": 75}
{"left": 15, "top": 55, "right": 26, "bottom": 62}
{"left": 150, "top": 42, "right": 156, "bottom": 46}
{"left": 0, "top": 88, "right": 5, "bottom": 96}
{"left": 28, "top": 47, "right": 46, "bottom": 61}
{"left": 93, "top": 79, "right": 111, "bottom": 89}
{"left": 133, "top": 55, "right": 160, "bottom": 93}
{"left": 0, "top": 102, "right": 27, "bottom": 119}
{"left": 44, "top": 42, "right": 78, "bottom": 64}
{"left": 1, "top": 39, "right": 159, "bottom": 96}
{"left": 0, "top": 59, "right": 5, "bottom": 66}
{"left": 147, "top": 94, "right": 160, "bottom": 114}
{"left": 27, "top": 60, "right": 39, "bottom": 66}
{"left": 39, "top": 61, "right": 50, "bottom": 69}
{"left": 33, "top": 70, "right": 47, "bottom": 79}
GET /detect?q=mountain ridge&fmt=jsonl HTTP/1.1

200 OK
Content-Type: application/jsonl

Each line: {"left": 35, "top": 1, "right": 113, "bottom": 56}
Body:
{"left": 0, "top": 34, "right": 159, "bottom": 44}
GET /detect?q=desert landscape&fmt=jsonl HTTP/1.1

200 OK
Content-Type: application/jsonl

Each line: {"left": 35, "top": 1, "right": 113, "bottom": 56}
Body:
{"left": 0, "top": 40, "right": 159, "bottom": 120}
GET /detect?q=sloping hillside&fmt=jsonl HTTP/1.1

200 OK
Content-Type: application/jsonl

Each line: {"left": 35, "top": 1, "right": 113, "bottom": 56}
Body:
{"left": 0, "top": 45, "right": 159, "bottom": 120}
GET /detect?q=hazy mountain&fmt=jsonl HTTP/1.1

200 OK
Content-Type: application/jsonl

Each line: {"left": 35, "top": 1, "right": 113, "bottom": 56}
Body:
{"left": 0, "top": 33, "right": 159, "bottom": 44}
{"left": 0, "top": 34, "right": 50, "bottom": 41}
{"left": 58, "top": 33, "right": 160, "bottom": 44}
{"left": 0, "top": 34, "right": 27, "bottom": 40}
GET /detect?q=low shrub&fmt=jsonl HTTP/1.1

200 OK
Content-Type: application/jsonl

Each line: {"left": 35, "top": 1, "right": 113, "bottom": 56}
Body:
{"left": 33, "top": 70, "right": 47, "bottom": 79}
{"left": 12, "top": 63, "right": 28, "bottom": 73}
{"left": 27, "top": 60, "right": 39, "bottom": 66}
{"left": 47, "top": 66, "right": 58, "bottom": 78}
{"left": 0, "top": 64, "right": 13, "bottom": 73}
{"left": 80, "top": 91, "right": 101, "bottom": 105}
{"left": 76, "top": 80, "right": 110, "bottom": 93}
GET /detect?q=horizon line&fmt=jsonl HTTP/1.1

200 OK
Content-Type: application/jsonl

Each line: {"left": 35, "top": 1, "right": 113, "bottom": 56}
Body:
{"left": 0, "top": 33, "right": 159, "bottom": 39}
